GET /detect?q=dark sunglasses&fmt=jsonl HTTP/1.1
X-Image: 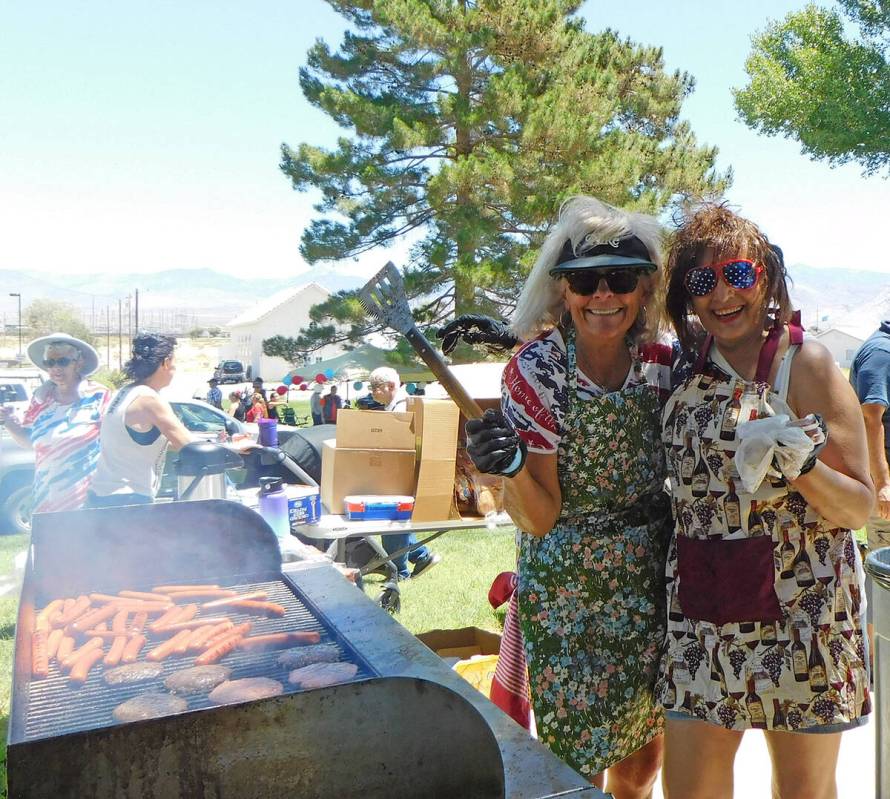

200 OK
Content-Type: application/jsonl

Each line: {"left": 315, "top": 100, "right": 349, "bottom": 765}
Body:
{"left": 44, "top": 357, "right": 75, "bottom": 368}
{"left": 684, "top": 259, "right": 764, "bottom": 297}
{"left": 563, "top": 268, "right": 642, "bottom": 296}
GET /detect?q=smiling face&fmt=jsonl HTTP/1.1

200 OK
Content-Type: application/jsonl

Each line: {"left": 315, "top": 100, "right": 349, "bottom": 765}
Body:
{"left": 688, "top": 247, "right": 769, "bottom": 347}
{"left": 44, "top": 345, "right": 82, "bottom": 393}
{"left": 562, "top": 272, "right": 648, "bottom": 344}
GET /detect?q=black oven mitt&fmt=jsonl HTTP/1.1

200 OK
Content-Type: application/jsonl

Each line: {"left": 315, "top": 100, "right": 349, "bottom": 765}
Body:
{"left": 465, "top": 408, "right": 527, "bottom": 477}
{"left": 436, "top": 315, "right": 519, "bottom": 356}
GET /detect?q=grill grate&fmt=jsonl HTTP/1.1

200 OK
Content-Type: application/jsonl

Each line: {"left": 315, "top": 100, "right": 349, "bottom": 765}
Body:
{"left": 22, "top": 575, "right": 376, "bottom": 741}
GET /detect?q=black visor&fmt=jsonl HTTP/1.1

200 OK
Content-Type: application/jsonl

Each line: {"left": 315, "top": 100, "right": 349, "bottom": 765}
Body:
{"left": 549, "top": 234, "right": 657, "bottom": 276}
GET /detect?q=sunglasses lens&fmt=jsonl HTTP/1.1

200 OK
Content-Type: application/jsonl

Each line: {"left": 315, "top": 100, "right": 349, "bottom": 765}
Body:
{"left": 604, "top": 270, "right": 639, "bottom": 294}
{"left": 566, "top": 270, "right": 640, "bottom": 295}
{"left": 723, "top": 260, "right": 758, "bottom": 289}
{"left": 685, "top": 267, "right": 717, "bottom": 297}
{"left": 46, "top": 358, "right": 72, "bottom": 367}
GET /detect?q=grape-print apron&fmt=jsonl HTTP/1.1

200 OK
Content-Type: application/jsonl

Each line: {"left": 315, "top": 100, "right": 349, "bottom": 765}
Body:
{"left": 517, "top": 332, "right": 669, "bottom": 776}
{"left": 657, "top": 319, "right": 871, "bottom": 731}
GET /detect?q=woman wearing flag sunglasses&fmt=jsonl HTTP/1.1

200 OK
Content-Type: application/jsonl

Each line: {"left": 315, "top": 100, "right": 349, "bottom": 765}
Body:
{"left": 658, "top": 204, "right": 873, "bottom": 798}
{"left": 0, "top": 333, "right": 110, "bottom": 517}
{"left": 464, "top": 196, "right": 675, "bottom": 797}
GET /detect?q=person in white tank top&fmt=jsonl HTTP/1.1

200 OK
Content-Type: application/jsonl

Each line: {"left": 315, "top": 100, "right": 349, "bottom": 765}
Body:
{"left": 87, "top": 333, "right": 193, "bottom": 507}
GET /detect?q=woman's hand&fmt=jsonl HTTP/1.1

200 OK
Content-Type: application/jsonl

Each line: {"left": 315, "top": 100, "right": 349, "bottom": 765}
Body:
{"left": 437, "top": 315, "right": 519, "bottom": 356}
{"left": 465, "top": 409, "right": 527, "bottom": 477}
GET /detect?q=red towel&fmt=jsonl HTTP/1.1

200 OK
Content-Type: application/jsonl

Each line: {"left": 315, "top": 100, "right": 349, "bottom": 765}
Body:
{"left": 488, "top": 571, "right": 532, "bottom": 730}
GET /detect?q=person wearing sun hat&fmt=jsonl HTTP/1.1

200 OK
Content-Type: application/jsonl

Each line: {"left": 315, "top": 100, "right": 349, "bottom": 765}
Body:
{"left": 0, "top": 332, "right": 111, "bottom": 513}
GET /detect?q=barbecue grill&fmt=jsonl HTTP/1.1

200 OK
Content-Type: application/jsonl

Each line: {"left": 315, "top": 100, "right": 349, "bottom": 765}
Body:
{"left": 10, "top": 500, "right": 601, "bottom": 798}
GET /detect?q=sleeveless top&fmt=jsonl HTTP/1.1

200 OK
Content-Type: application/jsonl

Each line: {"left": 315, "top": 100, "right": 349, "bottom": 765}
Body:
{"left": 657, "top": 319, "right": 871, "bottom": 731}
{"left": 90, "top": 384, "right": 169, "bottom": 498}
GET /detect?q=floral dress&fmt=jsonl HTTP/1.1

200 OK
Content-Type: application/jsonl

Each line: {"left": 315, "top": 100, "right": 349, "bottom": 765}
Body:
{"left": 657, "top": 340, "right": 871, "bottom": 731}
{"left": 506, "top": 330, "right": 671, "bottom": 776}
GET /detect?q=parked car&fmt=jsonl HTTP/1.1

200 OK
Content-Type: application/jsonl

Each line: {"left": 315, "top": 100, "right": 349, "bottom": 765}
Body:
{"left": 0, "top": 399, "right": 247, "bottom": 535}
{"left": 213, "top": 360, "right": 247, "bottom": 384}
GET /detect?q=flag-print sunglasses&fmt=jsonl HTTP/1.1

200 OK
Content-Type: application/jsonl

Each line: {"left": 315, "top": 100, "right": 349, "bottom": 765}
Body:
{"left": 563, "top": 268, "right": 642, "bottom": 296}
{"left": 683, "top": 259, "right": 764, "bottom": 297}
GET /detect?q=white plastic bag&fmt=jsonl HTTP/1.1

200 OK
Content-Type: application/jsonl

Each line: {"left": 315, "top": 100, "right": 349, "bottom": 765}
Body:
{"left": 734, "top": 414, "right": 815, "bottom": 493}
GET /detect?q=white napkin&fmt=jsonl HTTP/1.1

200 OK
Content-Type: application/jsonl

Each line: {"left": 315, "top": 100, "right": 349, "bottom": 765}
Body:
{"left": 734, "top": 413, "right": 821, "bottom": 493}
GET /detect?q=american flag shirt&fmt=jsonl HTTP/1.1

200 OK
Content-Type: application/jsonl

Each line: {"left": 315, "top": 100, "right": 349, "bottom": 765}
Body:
{"left": 502, "top": 327, "right": 674, "bottom": 453}
{"left": 23, "top": 379, "right": 111, "bottom": 513}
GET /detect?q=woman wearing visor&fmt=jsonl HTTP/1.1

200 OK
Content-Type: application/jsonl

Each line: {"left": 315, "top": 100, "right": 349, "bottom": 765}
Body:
{"left": 465, "top": 196, "right": 673, "bottom": 797}
{"left": 658, "top": 205, "right": 872, "bottom": 798}
{"left": 0, "top": 333, "right": 110, "bottom": 514}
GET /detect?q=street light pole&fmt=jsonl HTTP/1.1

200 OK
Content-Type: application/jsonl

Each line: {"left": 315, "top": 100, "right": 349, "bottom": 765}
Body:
{"left": 8, "top": 293, "right": 22, "bottom": 359}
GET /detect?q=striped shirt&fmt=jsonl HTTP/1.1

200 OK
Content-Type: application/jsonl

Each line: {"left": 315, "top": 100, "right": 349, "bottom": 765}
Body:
{"left": 22, "top": 379, "right": 111, "bottom": 513}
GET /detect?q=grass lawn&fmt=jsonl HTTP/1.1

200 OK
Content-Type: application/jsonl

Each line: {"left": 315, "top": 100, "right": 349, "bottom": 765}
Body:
{"left": 0, "top": 525, "right": 514, "bottom": 795}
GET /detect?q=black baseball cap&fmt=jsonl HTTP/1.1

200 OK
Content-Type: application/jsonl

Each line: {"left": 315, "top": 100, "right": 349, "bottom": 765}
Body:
{"left": 548, "top": 234, "right": 657, "bottom": 276}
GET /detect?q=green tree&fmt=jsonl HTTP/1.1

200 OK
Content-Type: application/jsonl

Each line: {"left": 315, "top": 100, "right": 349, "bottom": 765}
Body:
{"left": 281, "top": 0, "right": 729, "bottom": 358}
{"left": 735, "top": 0, "right": 890, "bottom": 176}
{"left": 24, "top": 299, "right": 97, "bottom": 346}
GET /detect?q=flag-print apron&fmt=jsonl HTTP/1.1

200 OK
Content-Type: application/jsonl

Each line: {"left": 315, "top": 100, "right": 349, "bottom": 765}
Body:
{"left": 517, "top": 332, "right": 669, "bottom": 777}
{"left": 657, "top": 320, "right": 871, "bottom": 731}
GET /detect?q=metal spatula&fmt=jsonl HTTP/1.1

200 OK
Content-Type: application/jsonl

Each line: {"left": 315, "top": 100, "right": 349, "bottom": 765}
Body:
{"left": 358, "top": 262, "right": 483, "bottom": 419}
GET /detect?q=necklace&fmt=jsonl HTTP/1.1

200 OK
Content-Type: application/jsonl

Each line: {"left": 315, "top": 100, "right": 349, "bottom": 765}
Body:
{"left": 575, "top": 344, "right": 631, "bottom": 392}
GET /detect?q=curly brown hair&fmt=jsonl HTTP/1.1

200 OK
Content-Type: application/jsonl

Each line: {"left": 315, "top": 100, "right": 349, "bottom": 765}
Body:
{"left": 665, "top": 204, "right": 792, "bottom": 348}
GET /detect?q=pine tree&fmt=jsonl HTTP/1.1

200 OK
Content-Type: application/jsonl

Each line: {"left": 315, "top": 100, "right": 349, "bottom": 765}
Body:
{"left": 281, "top": 0, "right": 729, "bottom": 355}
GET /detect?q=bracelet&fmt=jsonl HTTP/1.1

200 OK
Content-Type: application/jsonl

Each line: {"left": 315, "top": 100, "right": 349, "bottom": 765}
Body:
{"left": 502, "top": 448, "right": 524, "bottom": 478}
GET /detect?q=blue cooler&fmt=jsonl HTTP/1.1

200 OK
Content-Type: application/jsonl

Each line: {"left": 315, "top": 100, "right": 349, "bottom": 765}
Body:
{"left": 343, "top": 495, "right": 415, "bottom": 521}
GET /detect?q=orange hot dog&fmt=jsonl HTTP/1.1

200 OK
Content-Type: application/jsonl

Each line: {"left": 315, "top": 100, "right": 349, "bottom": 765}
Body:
{"left": 130, "top": 611, "right": 148, "bottom": 633}
{"left": 227, "top": 600, "right": 285, "bottom": 617}
{"left": 85, "top": 629, "right": 138, "bottom": 639}
{"left": 69, "top": 648, "right": 105, "bottom": 684}
{"left": 118, "top": 590, "right": 167, "bottom": 602}
{"left": 104, "top": 635, "right": 127, "bottom": 667}
{"left": 61, "top": 637, "right": 103, "bottom": 670}
{"left": 190, "top": 621, "right": 234, "bottom": 650}
{"left": 195, "top": 624, "right": 252, "bottom": 665}
{"left": 149, "top": 605, "right": 188, "bottom": 632}
{"left": 57, "top": 595, "right": 91, "bottom": 626}
{"left": 112, "top": 609, "right": 128, "bottom": 633}
{"left": 152, "top": 584, "right": 220, "bottom": 593}
{"left": 204, "top": 621, "right": 246, "bottom": 649}
{"left": 47, "top": 628, "right": 64, "bottom": 660}
{"left": 121, "top": 634, "right": 146, "bottom": 663}
{"left": 71, "top": 604, "right": 120, "bottom": 634}
{"left": 164, "top": 589, "right": 237, "bottom": 601}
{"left": 57, "top": 635, "right": 75, "bottom": 663}
{"left": 37, "top": 599, "right": 64, "bottom": 627}
{"left": 146, "top": 630, "right": 192, "bottom": 662}
{"left": 153, "top": 616, "right": 230, "bottom": 634}
{"left": 238, "top": 630, "right": 322, "bottom": 650}
{"left": 31, "top": 630, "right": 49, "bottom": 679}
{"left": 201, "top": 591, "right": 268, "bottom": 609}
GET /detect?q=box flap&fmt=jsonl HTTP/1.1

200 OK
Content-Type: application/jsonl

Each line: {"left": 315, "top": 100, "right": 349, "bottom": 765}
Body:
{"left": 335, "top": 408, "right": 416, "bottom": 450}
{"left": 416, "top": 627, "right": 501, "bottom": 656}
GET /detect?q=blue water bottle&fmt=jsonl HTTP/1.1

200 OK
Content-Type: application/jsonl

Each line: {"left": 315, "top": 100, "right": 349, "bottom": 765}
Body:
{"left": 258, "top": 476, "right": 289, "bottom": 541}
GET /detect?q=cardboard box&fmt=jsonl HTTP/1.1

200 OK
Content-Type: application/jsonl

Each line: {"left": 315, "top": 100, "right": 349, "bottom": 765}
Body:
{"left": 335, "top": 408, "right": 416, "bottom": 451}
{"left": 320, "top": 440, "right": 415, "bottom": 515}
{"left": 417, "top": 626, "right": 501, "bottom": 658}
{"left": 416, "top": 627, "right": 502, "bottom": 696}
{"left": 407, "top": 397, "right": 461, "bottom": 522}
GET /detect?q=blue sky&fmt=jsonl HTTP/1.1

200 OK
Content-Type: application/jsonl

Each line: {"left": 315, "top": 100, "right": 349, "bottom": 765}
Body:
{"left": 0, "top": 0, "right": 886, "bottom": 280}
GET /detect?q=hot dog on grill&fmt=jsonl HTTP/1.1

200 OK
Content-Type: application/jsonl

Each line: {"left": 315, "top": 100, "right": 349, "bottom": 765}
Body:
{"left": 146, "top": 630, "right": 192, "bottom": 661}
{"left": 238, "top": 631, "right": 322, "bottom": 650}
{"left": 31, "top": 630, "right": 49, "bottom": 679}
{"left": 195, "top": 623, "right": 252, "bottom": 665}
{"left": 201, "top": 591, "right": 268, "bottom": 609}
{"left": 121, "top": 634, "right": 146, "bottom": 663}
{"left": 69, "top": 647, "right": 105, "bottom": 684}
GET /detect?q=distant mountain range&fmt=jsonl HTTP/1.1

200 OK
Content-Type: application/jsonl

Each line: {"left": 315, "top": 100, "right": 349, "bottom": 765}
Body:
{"left": 2, "top": 263, "right": 889, "bottom": 339}
{"left": 0, "top": 265, "right": 365, "bottom": 329}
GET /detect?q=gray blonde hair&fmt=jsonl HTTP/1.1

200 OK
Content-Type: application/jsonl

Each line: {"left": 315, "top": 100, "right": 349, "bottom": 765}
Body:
{"left": 511, "top": 196, "right": 665, "bottom": 343}
{"left": 43, "top": 342, "right": 81, "bottom": 366}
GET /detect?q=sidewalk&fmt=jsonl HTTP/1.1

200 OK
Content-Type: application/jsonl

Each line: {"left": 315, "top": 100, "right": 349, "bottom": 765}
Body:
{"left": 652, "top": 717, "right": 875, "bottom": 798}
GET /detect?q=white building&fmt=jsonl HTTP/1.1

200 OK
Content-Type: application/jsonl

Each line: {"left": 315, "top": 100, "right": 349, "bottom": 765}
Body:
{"left": 221, "top": 283, "right": 343, "bottom": 382}
{"left": 810, "top": 327, "right": 865, "bottom": 369}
